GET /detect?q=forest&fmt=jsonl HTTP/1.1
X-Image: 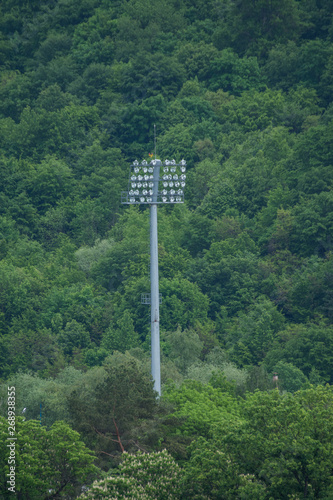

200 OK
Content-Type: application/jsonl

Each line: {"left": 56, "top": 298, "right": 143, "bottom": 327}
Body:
{"left": 0, "top": 0, "right": 332, "bottom": 498}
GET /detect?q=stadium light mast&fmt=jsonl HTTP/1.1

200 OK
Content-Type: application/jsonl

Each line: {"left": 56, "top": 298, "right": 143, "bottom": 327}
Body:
{"left": 121, "top": 157, "right": 187, "bottom": 397}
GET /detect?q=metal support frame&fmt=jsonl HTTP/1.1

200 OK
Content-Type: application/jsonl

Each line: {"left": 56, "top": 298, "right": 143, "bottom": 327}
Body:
{"left": 141, "top": 294, "right": 162, "bottom": 305}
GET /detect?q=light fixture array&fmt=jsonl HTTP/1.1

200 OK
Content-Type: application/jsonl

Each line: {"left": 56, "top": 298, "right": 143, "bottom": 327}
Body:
{"left": 122, "top": 159, "right": 186, "bottom": 204}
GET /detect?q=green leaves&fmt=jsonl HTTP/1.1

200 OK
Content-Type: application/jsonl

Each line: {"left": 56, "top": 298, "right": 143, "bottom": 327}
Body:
{"left": 226, "top": 297, "right": 285, "bottom": 366}
{"left": 164, "top": 379, "right": 240, "bottom": 439}
{"left": 237, "top": 386, "right": 333, "bottom": 499}
{"left": 0, "top": 417, "right": 97, "bottom": 499}
{"left": 0, "top": 4, "right": 333, "bottom": 496}
{"left": 27, "top": 156, "right": 74, "bottom": 213}
{"left": 206, "top": 49, "right": 263, "bottom": 94}
{"left": 290, "top": 192, "right": 333, "bottom": 257}
{"left": 160, "top": 277, "right": 209, "bottom": 331}
{"left": 182, "top": 385, "right": 333, "bottom": 499}
{"left": 222, "top": 0, "right": 305, "bottom": 55}
{"left": 264, "top": 323, "right": 333, "bottom": 383}
{"left": 163, "top": 327, "right": 203, "bottom": 374}
{"left": 102, "top": 310, "right": 139, "bottom": 353}
{"left": 68, "top": 355, "right": 157, "bottom": 462}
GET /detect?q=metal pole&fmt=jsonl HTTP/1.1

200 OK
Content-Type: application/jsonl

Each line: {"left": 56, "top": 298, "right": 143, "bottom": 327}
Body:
{"left": 150, "top": 160, "right": 161, "bottom": 396}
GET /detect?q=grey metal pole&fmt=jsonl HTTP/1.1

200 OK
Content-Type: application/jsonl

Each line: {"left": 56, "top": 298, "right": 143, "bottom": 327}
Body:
{"left": 150, "top": 160, "right": 161, "bottom": 397}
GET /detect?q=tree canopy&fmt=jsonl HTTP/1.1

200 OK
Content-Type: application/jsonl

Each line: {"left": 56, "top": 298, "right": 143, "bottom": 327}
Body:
{"left": 0, "top": 0, "right": 332, "bottom": 496}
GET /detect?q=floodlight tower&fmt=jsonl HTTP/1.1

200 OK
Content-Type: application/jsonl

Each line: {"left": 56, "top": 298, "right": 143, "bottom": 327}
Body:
{"left": 122, "top": 158, "right": 187, "bottom": 397}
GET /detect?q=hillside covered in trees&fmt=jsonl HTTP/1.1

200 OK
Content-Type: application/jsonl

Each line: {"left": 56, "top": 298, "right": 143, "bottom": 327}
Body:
{"left": 0, "top": 0, "right": 332, "bottom": 498}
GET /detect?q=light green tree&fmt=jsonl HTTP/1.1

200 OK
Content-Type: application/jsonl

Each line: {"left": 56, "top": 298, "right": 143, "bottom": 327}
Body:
{"left": 164, "top": 379, "right": 240, "bottom": 439}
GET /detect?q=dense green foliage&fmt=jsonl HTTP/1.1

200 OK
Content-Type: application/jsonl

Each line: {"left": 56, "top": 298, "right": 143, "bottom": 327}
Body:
{"left": 0, "top": 0, "right": 332, "bottom": 497}
{"left": 76, "top": 385, "right": 333, "bottom": 499}
{"left": 0, "top": 416, "right": 98, "bottom": 499}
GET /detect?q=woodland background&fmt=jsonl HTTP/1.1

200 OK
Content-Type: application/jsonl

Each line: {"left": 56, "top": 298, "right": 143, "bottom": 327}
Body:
{"left": 0, "top": 0, "right": 332, "bottom": 498}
